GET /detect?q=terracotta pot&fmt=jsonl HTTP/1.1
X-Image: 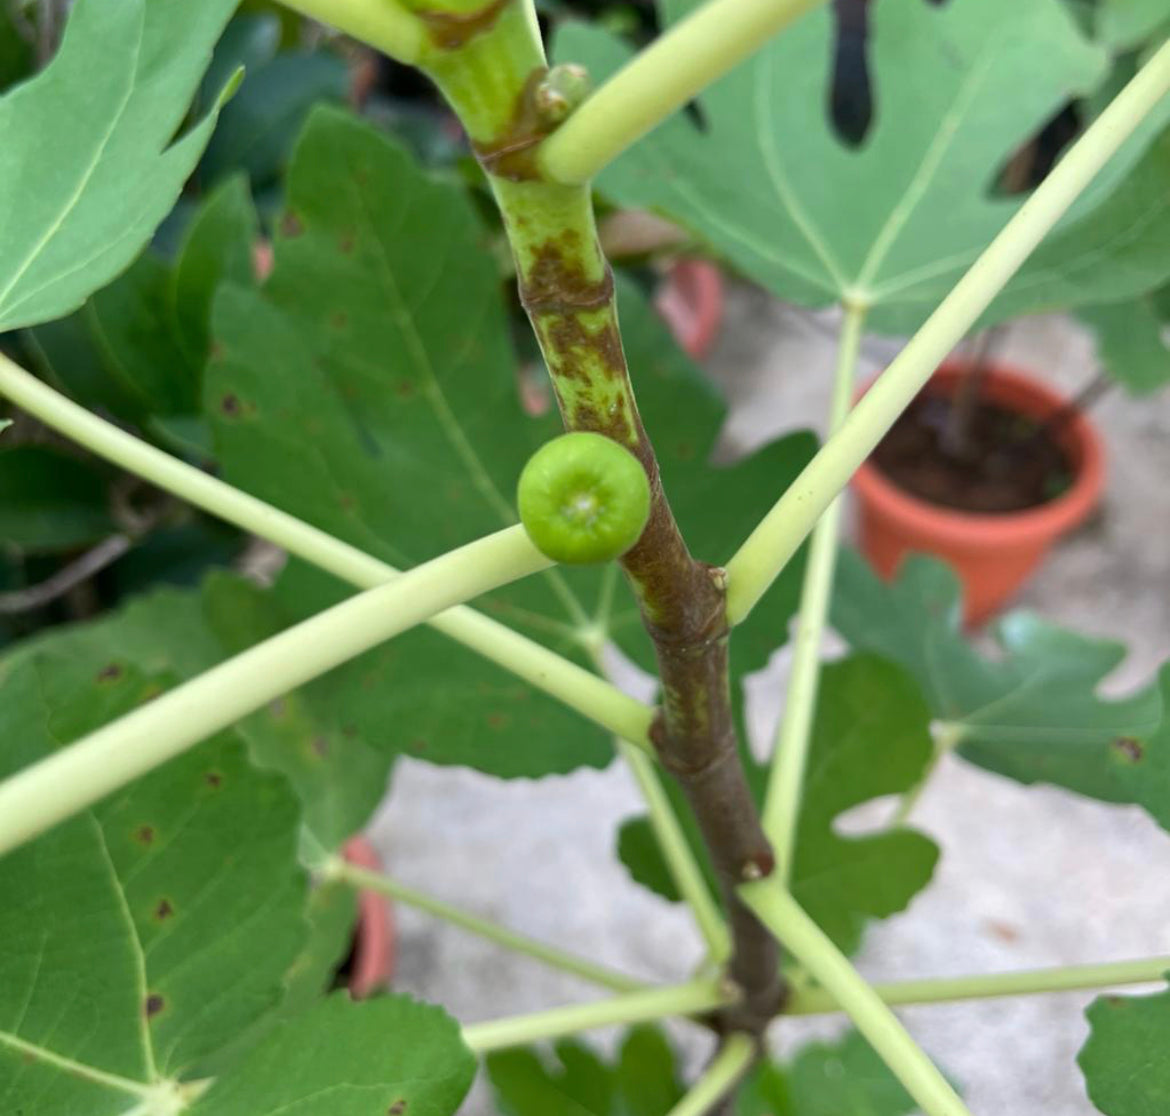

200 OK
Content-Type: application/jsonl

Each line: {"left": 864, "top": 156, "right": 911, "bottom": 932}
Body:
{"left": 851, "top": 361, "right": 1105, "bottom": 626}
{"left": 655, "top": 259, "right": 724, "bottom": 360}
{"left": 342, "top": 836, "right": 397, "bottom": 998}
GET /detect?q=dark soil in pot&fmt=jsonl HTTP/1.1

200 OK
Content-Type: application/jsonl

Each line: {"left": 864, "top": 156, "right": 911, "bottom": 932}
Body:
{"left": 871, "top": 390, "right": 1076, "bottom": 514}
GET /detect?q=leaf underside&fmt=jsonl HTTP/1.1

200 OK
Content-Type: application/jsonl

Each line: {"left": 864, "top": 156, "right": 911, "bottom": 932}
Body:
{"left": 0, "top": 644, "right": 308, "bottom": 1111}
{"left": 0, "top": 0, "right": 238, "bottom": 331}
{"left": 0, "top": 604, "right": 472, "bottom": 1115}
{"left": 558, "top": 0, "right": 1170, "bottom": 334}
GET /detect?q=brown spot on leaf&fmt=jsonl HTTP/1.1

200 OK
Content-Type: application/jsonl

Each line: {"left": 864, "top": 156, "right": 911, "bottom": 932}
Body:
{"left": 330, "top": 310, "right": 348, "bottom": 330}
{"left": 279, "top": 211, "right": 305, "bottom": 238}
{"left": 209, "top": 341, "right": 225, "bottom": 363}
{"left": 1113, "top": 736, "right": 1144, "bottom": 763}
{"left": 388, "top": 1102, "right": 407, "bottom": 1115}
{"left": 135, "top": 826, "right": 156, "bottom": 846}
{"left": 221, "top": 394, "right": 242, "bottom": 417}
{"left": 96, "top": 663, "right": 123, "bottom": 683}
{"left": 487, "top": 713, "right": 507, "bottom": 729}
{"left": 396, "top": 381, "right": 416, "bottom": 399}
{"left": 205, "top": 772, "right": 223, "bottom": 789}
{"left": 339, "top": 234, "right": 355, "bottom": 254}
{"left": 311, "top": 736, "right": 329, "bottom": 758}
{"left": 145, "top": 994, "right": 165, "bottom": 1018}
{"left": 154, "top": 899, "right": 174, "bottom": 921}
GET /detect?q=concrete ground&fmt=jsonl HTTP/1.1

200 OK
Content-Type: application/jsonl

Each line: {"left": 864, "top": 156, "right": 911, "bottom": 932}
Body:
{"left": 370, "top": 287, "right": 1170, "bottom": 1115}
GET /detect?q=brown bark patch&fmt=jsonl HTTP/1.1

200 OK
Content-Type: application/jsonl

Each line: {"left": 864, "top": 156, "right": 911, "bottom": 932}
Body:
{"left": 417, "top": 0, "right": 510, "bottom": 50}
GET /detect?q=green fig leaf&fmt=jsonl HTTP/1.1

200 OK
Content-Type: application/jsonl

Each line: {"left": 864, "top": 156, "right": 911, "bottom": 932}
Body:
{"left": 832, "top": 551, "right": 1166, "bottom": 823}
{"left": 0, "top": 0, "right": 238, "bottom": 331}
{"left": 1080, "top": 978, "right": 1170, "bottom": 1115}
{"left": 558, "top": 0, "right": 1170, "bottom": 335}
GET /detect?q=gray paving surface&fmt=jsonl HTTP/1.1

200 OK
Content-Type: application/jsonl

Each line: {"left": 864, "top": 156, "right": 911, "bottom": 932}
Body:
{"left": 370, "top": 289, "right": 1170, "bottom": 1114}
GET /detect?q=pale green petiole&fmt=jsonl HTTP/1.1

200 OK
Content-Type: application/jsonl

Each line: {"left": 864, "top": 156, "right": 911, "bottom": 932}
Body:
{"left": 787, "top": 955, "right": 1170, "bottom": 1016}
{"left": 665, "top": 1033, "right": 756, "bottom": 1116}
{"left": 461, "top": 978, "right": 734, "bottom": 1053}
{"left": 0, "top": 355, "right": 655, "bottom": 751}
{"left": 619, "top": 741, "right": 732, "bottom": 965}
{"left": 538, "top": 0, "right": 826, "bottom": 185}
{"left": 326, "top": 858, "right": 646, "bottom": 994}
{"left": 273, "top": 0, "right": 425, "bottom": 63}
{"left": 890, "top": 720, "right": 966, "bottom": 828}
{"left": 741, "top": 879, "right": 973, "bottom": 1116}
{"left": 725, "top": 38, "right": 1170, "bottom": 625}
{"left": 0, "top": 526, "right": 551, "bottom": 858}
{"left": 763, "top": 304, "right": 866, "bottom": 879}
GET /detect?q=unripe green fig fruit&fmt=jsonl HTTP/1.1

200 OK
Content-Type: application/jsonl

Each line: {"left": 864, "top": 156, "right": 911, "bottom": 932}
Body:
{"left": 518, "top": 432, "right": 651, "bottom": 564}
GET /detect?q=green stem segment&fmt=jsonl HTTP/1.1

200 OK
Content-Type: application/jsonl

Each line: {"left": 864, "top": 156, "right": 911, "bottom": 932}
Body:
{"left": 666, "top": 1034, "right": 756, "bottom": 1116}
{"left": 327, "top": 859, "right": 645, "bottom": 993}
{"left": 741, "top": 880, "right": 973, "bottom": 1116}
{"left": 458, "top": 977, "right": 730, "bottom": 1048}
{"left": 725, "top": 37, "right": 1170, "bottom": 625}
{"left": 462, "top": 978, "right": 735, "bottom": 1053}
{"left": 762, "top": 305, "right": 866, "bottom": 880}
{"left": 787, "top": 956, "right": 1170, "bottom": 1016}
{"left": 0, "top": 526, "right": 551, "bottom": 857}
{"left": 537, "top": 0, "right": 826, "bottom": 185}
{"left": 274, "top": 0, "right": 426, "bottom": 63}
{"left": 0, "top": 355, "right": 654, "bottom": 751}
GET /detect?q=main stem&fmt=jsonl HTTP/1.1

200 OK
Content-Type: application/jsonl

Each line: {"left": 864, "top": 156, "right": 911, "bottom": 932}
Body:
{"left": 763, "top": 304, "right": 865, "bottom": 880}
{"left": 418, "top": 0, "right": 783, "bottom": 1037}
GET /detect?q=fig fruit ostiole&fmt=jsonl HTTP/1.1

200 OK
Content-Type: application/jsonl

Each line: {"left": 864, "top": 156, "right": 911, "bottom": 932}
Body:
{"left": 517, "top": 432, "right": 651, "bottom": 565}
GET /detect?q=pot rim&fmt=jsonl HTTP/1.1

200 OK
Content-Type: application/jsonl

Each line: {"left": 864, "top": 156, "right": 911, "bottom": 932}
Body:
{"left": 851, "top": 360, "right": 1105, "bottom": 547}
{"left": 343, "top": 836, "right": 396, "bottom": 998}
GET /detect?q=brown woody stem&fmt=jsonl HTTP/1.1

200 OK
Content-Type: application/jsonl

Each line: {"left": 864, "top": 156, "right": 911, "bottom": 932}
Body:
{"left": 418, "top": 0, "right": 784, "bottom": 1040}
